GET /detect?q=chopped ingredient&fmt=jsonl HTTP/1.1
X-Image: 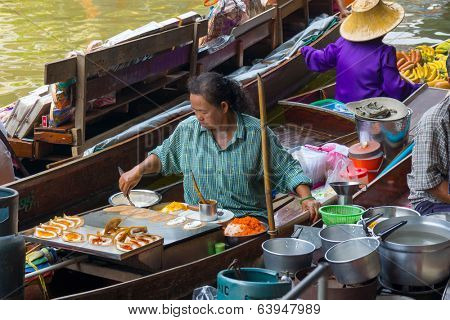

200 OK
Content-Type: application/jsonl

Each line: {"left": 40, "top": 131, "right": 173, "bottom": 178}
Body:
{"left": 224, "top": 216, "right": 266, "bottom": 236}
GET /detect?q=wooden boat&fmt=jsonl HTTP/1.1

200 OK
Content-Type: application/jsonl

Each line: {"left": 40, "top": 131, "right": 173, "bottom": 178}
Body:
{"left": 7, "top": 2, "right": 344, "bottom": 231}
{"left": 26, "top": 82, "right": 448, "bottom": 300}
{"left": 24, "top": 90, "right": 357, "bottom": 300}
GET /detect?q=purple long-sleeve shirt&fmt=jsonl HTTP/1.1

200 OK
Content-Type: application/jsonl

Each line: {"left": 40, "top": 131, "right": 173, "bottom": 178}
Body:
{"left": 301, "top": 37, "right": 420, "bottom": 103}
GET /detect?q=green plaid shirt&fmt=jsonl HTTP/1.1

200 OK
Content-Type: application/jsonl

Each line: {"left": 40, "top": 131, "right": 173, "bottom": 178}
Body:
{"left": 150, "top": 113, "right": 311, "bottom": 218}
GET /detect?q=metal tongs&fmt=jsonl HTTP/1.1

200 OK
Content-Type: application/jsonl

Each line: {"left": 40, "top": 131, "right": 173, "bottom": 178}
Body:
{"left": 117, "top": 166, "right": 137, "bottom": 207}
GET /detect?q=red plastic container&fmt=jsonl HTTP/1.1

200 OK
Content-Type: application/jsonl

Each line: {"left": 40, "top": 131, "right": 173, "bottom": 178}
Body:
{"left": 349, "top": 141, "right": 384, "bottom": 173}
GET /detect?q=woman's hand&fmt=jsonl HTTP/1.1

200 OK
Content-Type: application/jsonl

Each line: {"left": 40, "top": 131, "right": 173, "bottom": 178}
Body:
{"left": 302, "top": 198, "right": 321, "bottom": 223}
{"left": 339, "top": 9, "right": 351, "bottom": 19}
{"left": 119, "top": 166, "right": 143, "bottom": 196}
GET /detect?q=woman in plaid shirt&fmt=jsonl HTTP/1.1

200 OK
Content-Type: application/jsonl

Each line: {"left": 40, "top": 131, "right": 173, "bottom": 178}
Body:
{"left": 119, "top": 72, "right": 321, "bottom": 221}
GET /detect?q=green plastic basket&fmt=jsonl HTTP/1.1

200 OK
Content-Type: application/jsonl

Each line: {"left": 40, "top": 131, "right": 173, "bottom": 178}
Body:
{"left": 319, "top": 205, "right": 365, "bottom": 225}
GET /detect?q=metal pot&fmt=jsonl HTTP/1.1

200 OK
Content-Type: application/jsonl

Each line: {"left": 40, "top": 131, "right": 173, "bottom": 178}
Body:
{"left": 373, "top": 216, "right": 450, "bottom": 286}
{"left": 262, "top": 238, "right": 315, "bottom": 273}
{"left": 325, "top": 237, "right": 381, "bottom": 285}
{"left": 355, "top": 108, "right": 412, "bottom": 162}
{"left": 359, "top": 206, "right": 420, "bottom": 228}
{"left": 319, "top": 224, "right": 367, "bottom": 253}
{"left": 325, "top": 220, "right": 406, "bottom": 285}
{"left": 217, "top": 268, "right": 291, "bottom": 300}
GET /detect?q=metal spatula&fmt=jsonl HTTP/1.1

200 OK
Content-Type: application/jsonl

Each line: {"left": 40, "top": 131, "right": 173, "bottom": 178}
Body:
{"left": 117, "top": 166, "right": 137, "bottom": 207}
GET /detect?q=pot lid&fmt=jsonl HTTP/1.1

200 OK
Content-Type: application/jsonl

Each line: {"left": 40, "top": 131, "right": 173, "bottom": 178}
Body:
{"left": 349, "top": 141, "right": 382, "bottom": 159}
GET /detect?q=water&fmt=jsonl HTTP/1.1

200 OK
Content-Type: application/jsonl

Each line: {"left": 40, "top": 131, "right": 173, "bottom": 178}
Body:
{"left": 0, "top": 0, "right": 449, "bottom": 106}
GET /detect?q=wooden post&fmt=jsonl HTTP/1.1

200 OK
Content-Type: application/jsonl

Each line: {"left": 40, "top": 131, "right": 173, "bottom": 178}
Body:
{"left": 257, "top": 74, "right": 276, "bottom": 238}
{"left": 189, "top": 21, "right": 200, "bottom": 76}
{"left": 303, "top": 0, "right": 310, "bottom": 26}
{"left": 236, "top": 40, "right": 244, "bottom": 67}
{"left": 74, "top": 54, "right": 87, "bottom": 151}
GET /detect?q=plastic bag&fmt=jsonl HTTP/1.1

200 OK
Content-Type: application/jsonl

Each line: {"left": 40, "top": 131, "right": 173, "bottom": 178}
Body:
{"left": 304, "top": 143, "right": 348, "bottom": 172}
{"left": 325, "top": 157, "right": 351, "bottom": 188}
{"left": 192, "top": 286, "right": 217, "bottom": 300}
{"left": 291, "top": 146, "right": 327, "bottom": 189}
{"left": 203, "top": 0, "right": 249, "bottom": 43}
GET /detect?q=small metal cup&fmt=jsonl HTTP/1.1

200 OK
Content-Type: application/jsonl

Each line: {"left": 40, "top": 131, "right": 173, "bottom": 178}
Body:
{"left": 199, "top": 200, "right": 218, "bottom": 222}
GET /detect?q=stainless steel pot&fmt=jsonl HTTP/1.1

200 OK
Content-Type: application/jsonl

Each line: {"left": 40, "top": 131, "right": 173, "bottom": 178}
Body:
{"left": 324, "top": 220, "right": 407, "bottom": 285}
{"left": 373, "top": 216, "right": 450, "bottom": 286}
{"left": 325, "top": 237, "right": 381, "bottom": 285}
{"left": 355, "top": 108, "right": 412, "bottom": 162}
{"left": 319, "top": 224, "right": 367, "bottom": 253}
{"left": 359, "top": 206, "right": 420, "bottom": 227}
{"left": 262, "top": 238, "right": 315, "bottom": 273}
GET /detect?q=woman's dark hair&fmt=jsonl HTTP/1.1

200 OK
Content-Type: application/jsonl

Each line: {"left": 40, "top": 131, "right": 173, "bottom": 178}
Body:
{"left": 188, "top": 72, "right": 254, "bottom": 114}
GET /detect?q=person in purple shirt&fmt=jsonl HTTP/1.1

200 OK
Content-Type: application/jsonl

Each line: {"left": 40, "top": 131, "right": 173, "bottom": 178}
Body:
{"left": 300, "top": 0, "right": 420, "bottom": 103}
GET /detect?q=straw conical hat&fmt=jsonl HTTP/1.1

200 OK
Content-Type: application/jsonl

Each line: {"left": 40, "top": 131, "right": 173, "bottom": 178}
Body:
{"left": 340, "top": 0, "right": 404, "bottom": 42}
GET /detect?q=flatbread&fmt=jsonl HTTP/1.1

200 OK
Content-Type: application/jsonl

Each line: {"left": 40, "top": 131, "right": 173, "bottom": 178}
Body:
{"left": 183, "top": 220, "right": 204, "bottom": 230}
{"left": 131, "top": 209, "right": 159, "bottom": 219}
{"left": 104, "top": 205, "right": 135, "bottom": 212}
{"left": 120, "top": 208, "right": 143, "bottom": 216}
{"left": 149, "top": 214, "right": 177, "bottom": 223}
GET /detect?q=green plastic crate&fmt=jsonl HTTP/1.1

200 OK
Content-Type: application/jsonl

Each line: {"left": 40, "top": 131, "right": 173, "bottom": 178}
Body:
{"left": 319, "top": 205, "right": 364, "bottom": 225}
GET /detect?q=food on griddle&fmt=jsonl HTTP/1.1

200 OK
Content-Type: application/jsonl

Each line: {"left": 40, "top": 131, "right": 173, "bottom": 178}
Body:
{"left": 130, "top": 209, "right": 157, "bottom": 218}
{"left": 129, "top": 226, "right": 148, "bottom": 235}
{"left": 34, "top": 227, "right": 58, "bottom": 239}
{"left": 183, "top": 220, "right": 203, "bottom": 230}
{"left": 53, "top": 217, "right": 77, "bottom": 228}
{"left": 39, "top": 223, "right": 63, "bottom": 235}
{"left": 49, "top": 219, "right": 69, "bottom": 231}
{"left": 120, "top": 208, "right": 143, "bottom": 216}
{"left": 87, "top": 233, "right": 113, "bottom": 246}
{"left": 103, "top": 218, "right": 123, "bottom": 235}
{"left": 104, "top": 205, "right": 135, "bottom": 212}
{"left": 61, "top": 231, "right": 84, "bottom": 243}
{"left": 115, "top": 233, "right": 161, "bottom": 252}
{"left": 224, "top": 217, "right": 266, "bottom": 236}
{"left": 116, "top": 242, "right": 138, "bottom": 252}
{"left": 160, "top": 202, "right": 188, "bottom": 213}
{"left": 135, "top": 234, "right": 161, "bottom": 244}
{"left": 63, "top": 214, "right": 84, "bottom": 228}
{"left": 166, "top": 216, "right": 187, "bottom": 226}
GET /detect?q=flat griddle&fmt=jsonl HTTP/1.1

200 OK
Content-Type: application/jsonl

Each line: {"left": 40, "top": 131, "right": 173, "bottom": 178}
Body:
{"left": 22, "top": 209, "right": 221, "bottom": 260}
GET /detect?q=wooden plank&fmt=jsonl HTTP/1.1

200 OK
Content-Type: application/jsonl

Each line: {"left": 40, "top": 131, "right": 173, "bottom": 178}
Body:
{"left": 60, "top": 235, "right": 268, "bottom": 300}
{"left": 7, "top": 138, "right": 33, "bottom": 158}
{"left": 33, "top": 141, "right": 53, "bottom": 159}
{"left": 85, "top": 44, "right": 192, "bottom": 100}
{"left": 74, "top": 94, "right": 188, "bottom": 154}
{"left": 231, "top": 6, "right": 276, "bottom": 38}
{"left": 85, "top": 24, "right": 196, "bottom": 76}
{"left": 74, "top": 55, "right": 87, "bottom": 147}
{"left": 85, "top": 71, "right": 189, "bottom": 124}
{"left": 44, "top": 57, "right": 77, "bottom": 84}
{"left": 34, "top": 131, "right": 73, "bottom": 145}
{"left": 279, "top": 0, "right": 306, "bottom": 19}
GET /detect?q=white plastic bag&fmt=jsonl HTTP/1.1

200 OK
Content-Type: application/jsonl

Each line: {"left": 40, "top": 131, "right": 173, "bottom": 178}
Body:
{"left": 291, "top": 146, "right": 328, "bottom": 188}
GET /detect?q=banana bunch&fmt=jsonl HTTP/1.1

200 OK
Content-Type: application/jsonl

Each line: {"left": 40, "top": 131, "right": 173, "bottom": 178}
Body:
{"left": 416, "top": 45, "right": 435, "bottom": 63}
{"left": 396, "top": 41, "right": 449, "bottom": 88}
{"left": 435, "top": 39, "right": 450, "bottom": 55}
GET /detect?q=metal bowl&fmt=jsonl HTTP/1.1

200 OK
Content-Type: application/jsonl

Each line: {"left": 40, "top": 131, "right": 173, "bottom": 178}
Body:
{"left": 108, "top": 189, "right": 162, "bottom": 208}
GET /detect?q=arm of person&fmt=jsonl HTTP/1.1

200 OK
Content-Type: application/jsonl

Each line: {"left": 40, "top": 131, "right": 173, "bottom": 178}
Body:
{"left": 428, "top": 180, "right": 450, "bottom": 204}
{"left": 381, "top": 46, "right": 421, "bottom": 101}
{"left": 299, "top": 39, "right": 341, "bottom": 72}
{"left": 119, "top": 121, "right": 187, "bottom": 195}
{"left": 267, "top": 131, "right": 321, "bottom": 222}
{"left": 336, "top": 0, "right": 351, "bottom": 18}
